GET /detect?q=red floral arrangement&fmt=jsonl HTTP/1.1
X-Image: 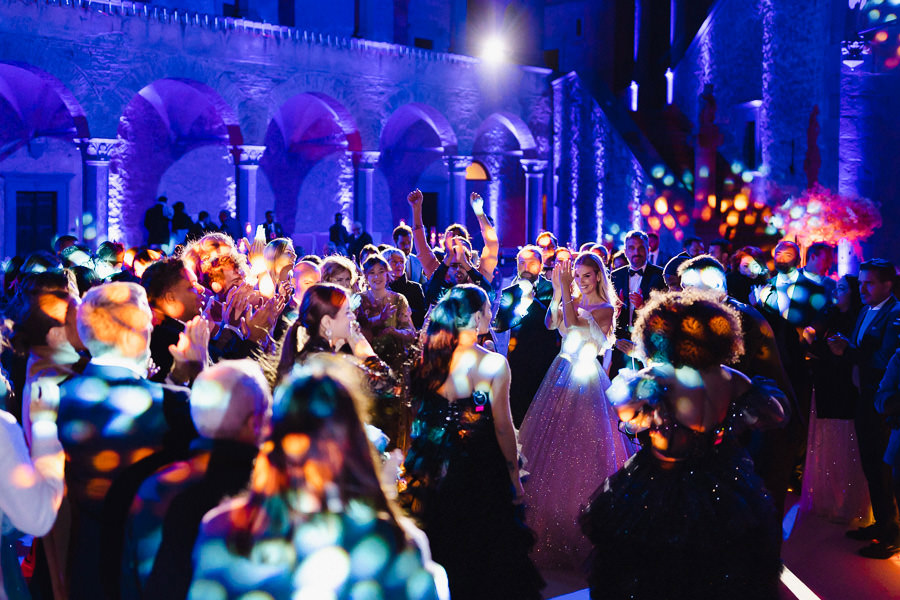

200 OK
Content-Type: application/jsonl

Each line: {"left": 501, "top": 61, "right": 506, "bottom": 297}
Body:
{"left": 768, "top": 184, "right": 882, "bottom": 247}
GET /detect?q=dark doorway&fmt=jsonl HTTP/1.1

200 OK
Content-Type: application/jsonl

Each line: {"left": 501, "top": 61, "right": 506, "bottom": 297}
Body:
{"left": 422, "top": 191, "right": 439, "bottom": 233}
{"left": 16, "top": 191, "right": 57, "bottom": 256}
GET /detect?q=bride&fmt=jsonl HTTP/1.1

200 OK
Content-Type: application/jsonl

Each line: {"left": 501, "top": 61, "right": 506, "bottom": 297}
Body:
{"left": 519, "top": 252, "right": 634, "bottom": 570}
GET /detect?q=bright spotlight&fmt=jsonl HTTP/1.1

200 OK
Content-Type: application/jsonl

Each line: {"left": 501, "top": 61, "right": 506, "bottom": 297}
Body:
{"left": 481, "top": 35, "right": 507, "bottom": 65}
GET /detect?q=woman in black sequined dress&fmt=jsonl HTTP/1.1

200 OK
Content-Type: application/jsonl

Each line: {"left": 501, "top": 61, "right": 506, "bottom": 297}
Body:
{"left": 581, "top": 289, "right": 787, "bottom": 600}
{"left": 400, "top": 285, "right": 544, "bottom": 599}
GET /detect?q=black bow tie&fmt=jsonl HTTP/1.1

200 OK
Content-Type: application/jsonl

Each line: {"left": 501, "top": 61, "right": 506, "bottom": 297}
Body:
{"left": 629, "top": 269, "right": 644, "bottom": 277}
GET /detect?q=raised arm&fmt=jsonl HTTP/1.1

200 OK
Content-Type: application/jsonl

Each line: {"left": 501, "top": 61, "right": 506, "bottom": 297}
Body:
{"left": 470, "top": 193, "right": 499, "bottom": 283}
{"left": 486, "top": 355, "right": 525, "bottom": 500}
{"left": 407, "top": 189, "right": 440, "bottom": 277}
{"left": 544, "top": 262, "right": 564, "bottom": 331}
{"left": 558, "top": 259, "right": 589, "bottom": 330}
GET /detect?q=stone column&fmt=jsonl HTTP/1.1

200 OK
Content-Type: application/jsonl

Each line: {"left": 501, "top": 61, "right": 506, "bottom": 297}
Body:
{"left": 353, "top": 151, "right": 380, "bottom": 233}
{"left": 232, "top": 145, "right": 265, "bottom": 233}
{"left": 77, "top": 137, "right": 119, "bottom": 248}
{"left": 444, "top": 156, "right": 472, "bottom": 227}
{"left": 760, "top": 0, "right": 834, "bottom": 189}
{"left": 521, "top": 159, "right": 548, "bottom": 243}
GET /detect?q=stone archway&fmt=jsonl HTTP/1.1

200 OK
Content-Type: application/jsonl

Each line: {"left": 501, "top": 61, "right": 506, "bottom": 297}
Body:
{"left": 111, "top": 78, "right": 242, "bottom": 246}
{"left": 380, "top": 103, "right": 458, "bottom": 230}
{"left": 260, "top": 92, "right": 361, "bottom": 239}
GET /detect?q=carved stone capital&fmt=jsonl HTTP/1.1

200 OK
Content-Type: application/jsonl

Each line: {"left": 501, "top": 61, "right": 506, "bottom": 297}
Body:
{"left": 520, "top": 159, "right": 549, "bottom": 175}
{"left": 231, "top": 145, "right": 266, "bottom": 166}
{"left": 444, "top": 155, "right": 473, "bottom": 173}
{"left": 76, "top": 138, "right": 119, "bottom": 164}
{"left": 353, "top": 151, "right": 381, "bottom": 170}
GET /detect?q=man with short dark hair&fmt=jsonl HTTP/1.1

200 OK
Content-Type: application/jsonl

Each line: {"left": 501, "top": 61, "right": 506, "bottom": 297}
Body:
{"left": 647, "top": 231, "right": 666, "bottom": 266}
{"left": 142, "top": 258, "right": 206, "bottom": 383}
{"left": 144, "top": 196, "right": 173, "bottom": 248}
{"left": 708, "top": 238, "right": 731, "bottom": 268}
{"left": 392, "top": 223, "right": 425, "bottom": 285}
{"left": 328, "top": 213, "right": 349, "bottom": 255}
{"left": 610, "top": 230, "right": 666, "bottom": 376}
{"left": 830, "top": 259, "right": 900, "bottom": 558}
{"left": 263, "top": 210, "right": 285, "bottom": 242}
{"left": 218, "top": 210, "right": 243, "bottom": 242}
{"left": 804, "top": 242, "right": 836, "bottom": 297}
{"left": 682, "top": 236, "right": 705, "bottom": 258}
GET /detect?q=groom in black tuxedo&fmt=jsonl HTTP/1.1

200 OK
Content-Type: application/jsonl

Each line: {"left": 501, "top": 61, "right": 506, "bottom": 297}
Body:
{"left": 493, "top": 245, "right": 561, "bottom": 426}
{"left": 610, "top": 230, "right": 666, "bottom": 377}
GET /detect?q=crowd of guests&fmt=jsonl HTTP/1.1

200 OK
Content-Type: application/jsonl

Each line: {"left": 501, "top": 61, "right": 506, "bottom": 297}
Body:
{"left": 0, "top": 186, "right": 897, "bottom": 600}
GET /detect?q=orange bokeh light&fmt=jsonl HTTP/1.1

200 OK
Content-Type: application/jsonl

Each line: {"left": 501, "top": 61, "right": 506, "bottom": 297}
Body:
{"left": 663, "top": 214, "right": 676, "bottom": 229}
{"left": 726, "top": 211, "right": 740, "bottom": 226}
{"left": 648, "top": 216, "right": 661, "bottom": 230}
{"left": 640, "top": 204, "right": 652, "bottom": 217}
{"left": 877, "top": 30, "right": 889, "bottom": 43}
{"left": 92, "top": 450, "right": 120, "bottom": 472}
{"left": 707, "top": 194, "right": 717, "bottom": 208}
{"left": 734, "top": 194, "right": 749, "bottom": 211}
{"left": 654, "top": 197, "right": 669, "bottom": 214}
{"left": 678, "top": 214, "right": 690, "bottom": 226}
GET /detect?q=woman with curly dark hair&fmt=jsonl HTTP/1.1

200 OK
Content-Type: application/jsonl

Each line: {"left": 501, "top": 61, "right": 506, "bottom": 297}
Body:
{"left": 581, "top": 289, "right": 788, "bottom": 600}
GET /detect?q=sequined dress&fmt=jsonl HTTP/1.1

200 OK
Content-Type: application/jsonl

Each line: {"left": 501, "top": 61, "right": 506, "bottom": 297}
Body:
{"left": 580, "top": 370, "right": 785, "bottom": 600}
{"left": 400, "top": 391, "right": 544, "bottom": 600}
{"left": 518, "top": 309, "right": 633, "bottom": 569}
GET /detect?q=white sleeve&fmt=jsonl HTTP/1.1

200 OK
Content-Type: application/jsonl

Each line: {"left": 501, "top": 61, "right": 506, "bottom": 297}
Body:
{"left": 0, "top": 411, "right": 65, "bottom": 536}
{"left": 577, "top": 307, "right": 611, "bottom": 352}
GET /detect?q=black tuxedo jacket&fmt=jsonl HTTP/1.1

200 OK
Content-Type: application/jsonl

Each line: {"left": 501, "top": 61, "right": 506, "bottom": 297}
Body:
{"left": 492, "top": 277, "right": 560, "bottom": 426}
{"left": 849, "top": 295, "right": 900, "bottom": 399}
{"left": 758, "top": 271, "right": 830, "bottom": 329}
{"left": 610, "top": 263, "right": 666, "bottom": 338}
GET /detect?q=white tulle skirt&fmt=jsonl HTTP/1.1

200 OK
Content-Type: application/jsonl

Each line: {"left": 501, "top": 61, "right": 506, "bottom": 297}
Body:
{"left": 519, "top": 350, "right": 634, "bottom": 570}
{"left": 799, "top": 394, "right": 872, "bottom": 525}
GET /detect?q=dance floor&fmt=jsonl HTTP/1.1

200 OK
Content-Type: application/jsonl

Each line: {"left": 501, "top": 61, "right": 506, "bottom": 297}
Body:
{"left": 544, "top": 494, "right": 900, "bottom": 599}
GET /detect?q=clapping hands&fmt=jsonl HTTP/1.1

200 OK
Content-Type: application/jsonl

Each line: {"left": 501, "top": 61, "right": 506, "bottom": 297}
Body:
{"left": 169, "top": 316, "right": 211, "bottom": 366}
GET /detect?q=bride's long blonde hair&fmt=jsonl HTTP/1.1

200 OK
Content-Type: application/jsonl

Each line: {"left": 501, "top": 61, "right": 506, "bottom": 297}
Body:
{"left": 574, "top": 252, "right": 617, "bottom": 310}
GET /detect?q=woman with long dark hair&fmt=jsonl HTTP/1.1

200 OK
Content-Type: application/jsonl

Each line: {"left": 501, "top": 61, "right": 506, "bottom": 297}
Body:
{"left": 190, "top": 357, "right": 444, "bottom": 599}
{"left": 401, "top": 284, "right": 544, "bottom": 600}
{"left": 581, "top": 289, "right": 787, "bottom": 599}
{"left": 276, "top": 284, "right": 398, "bottom": 445}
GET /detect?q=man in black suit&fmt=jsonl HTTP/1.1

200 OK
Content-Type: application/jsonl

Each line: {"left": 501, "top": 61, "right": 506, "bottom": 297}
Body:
{"left": 829, "top": 259, "right": 900, "bottom": 558}
{"left": 609, "top": 230, "right": 666, "bottom": 377}
{"left": 755, "top": 240, "right": 829, "bottom": 430}
{"left": 263, "top": 211, "right": 285, "bottom": 242}
{"left": 56, "top": 282, "right": 201, "bottom": 599}
{"left": 493, "top": 245, "right": 561, "bottom": 426}
{"left": 143, "top": 196, "right": 172, "bottom": 248}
